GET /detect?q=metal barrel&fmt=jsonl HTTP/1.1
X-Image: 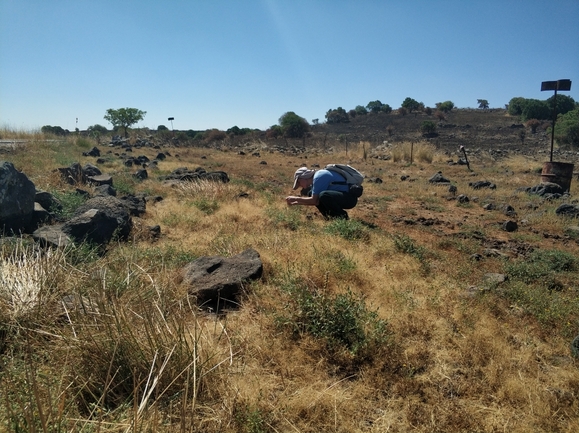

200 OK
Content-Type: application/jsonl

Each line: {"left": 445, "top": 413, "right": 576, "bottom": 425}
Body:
{"left": 541, "top": 162, "right": 574, "bottom": 192}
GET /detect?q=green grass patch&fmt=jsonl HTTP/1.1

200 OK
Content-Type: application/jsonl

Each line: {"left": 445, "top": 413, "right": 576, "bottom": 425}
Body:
{"left": 324, "top": 218, "right": 369, "bottom": 241}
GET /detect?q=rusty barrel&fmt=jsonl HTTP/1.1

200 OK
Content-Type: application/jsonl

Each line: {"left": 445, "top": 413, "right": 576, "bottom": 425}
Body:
{"left": 541, "top": 162, "right": 574, "bottom": 192}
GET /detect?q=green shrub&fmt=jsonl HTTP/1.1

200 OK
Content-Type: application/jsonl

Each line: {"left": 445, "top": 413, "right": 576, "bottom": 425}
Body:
{"left": 324, "top": 218, "right": 369, "bottom": 241}
{"left": 506, "top": 248, "right": 577, "bottom": 285}
{"left": 266, "top": 207, "right": 302, "bottom": 231}
{"left": 277, "top": 279, "right": 390, "bottom": 356}
{"left": 553, "top": 108, "right": 579, "bottom": 147}
{"left": 392, "top": 233, "right": 430, "bottom": 274}
{"left": 50, "top": 190, "right": 88, "bottom": 219}
{"left": 420, "top": 120, "right": 437, "bottom": 135}
{"left": 193, "top": 197, "right": 219, "bottom": 215}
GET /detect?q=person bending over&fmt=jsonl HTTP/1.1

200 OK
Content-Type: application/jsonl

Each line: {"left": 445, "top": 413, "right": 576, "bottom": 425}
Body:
{"left": 285, "top": 167, "right": 357, "bottom": 219}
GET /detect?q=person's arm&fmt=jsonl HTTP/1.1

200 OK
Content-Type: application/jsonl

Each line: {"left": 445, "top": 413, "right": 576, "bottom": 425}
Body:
{"left": 285, "top": 194, "right": 319, "bottom": 206}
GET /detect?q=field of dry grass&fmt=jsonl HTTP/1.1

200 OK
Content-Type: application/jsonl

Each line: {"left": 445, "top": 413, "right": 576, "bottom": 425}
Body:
{"left": 1, "top": 132, "right": 578, "bottom": 432}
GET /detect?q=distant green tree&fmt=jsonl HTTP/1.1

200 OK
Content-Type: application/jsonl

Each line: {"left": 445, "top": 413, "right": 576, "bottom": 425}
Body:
{"left": 546, "top": 94, "right": 576, "bottom": 117}
{"left": 381, "top": 103, "right": 392, "bottom": 114}
{"left": 325, "top": 107, "right": 349, "bottom": 124}
{"left": 437, "top": 101, "right": 455, "bottom": 113}
{"left": 521, "top": 99, "right": 550, "bottom": 121}
{"left": 279, "top": 112, "right": 309, "bottom": 138}
{"left": 366, "top": 100, "right": 383, "bottom": 113}
{"left": 348, "top": 109, "right": 357, "bottom": 118}
{"left": 266, "top": 125, "right": 283, "bottom": 138}
{"left": 86, "top": 123, "right": 109, "bottom": 134}
{"left": 157, "top": 125, "right": 168, "bottom": 131}
{"left": 401, "top": 97, "right": 420, "bottom": 113}
{"left": 204, "top": 129, "right": 227, "bottom": 142}
{"left": 553, "top": 108, "right": 579, "bottom": 147}
{"left": 227, "top": 125, "right": 247, "bottom": 136}
{"left": 104, "top": 107, "right": 146, "bottom": 137}
{"left": 477, "top": 99, "right": 489, "bottom": 109}
{"left": 41, "top": 125, "right": 67, "bottom": 136}
{"left": 507, "top": 97, "right": 527, "bottom": 116}
{"left": 420, "top": 120, "right": 437, "bottom": 135}
{"left": 355, "top": 105, "right": 368, "bottom": 115}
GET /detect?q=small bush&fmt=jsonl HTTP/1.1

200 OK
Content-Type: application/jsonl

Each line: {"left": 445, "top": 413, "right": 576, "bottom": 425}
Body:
{"left": 421, "top": 121, "right": 437, "bottom": 135}
{"left": 193, "top": 197, "right": 219, "bottom": 215}
{"left": 266, "top": 207, "right": 302, "bottom": 231}
{"left": 506, "top": 248, "right": 577, "bottom": 285}
{"left": 50, "top": 190, "right": 88, "bottom": 219}
{"left": 324, "top": 218, "right": 369, "bottom": 241}
{"left": 276, "top": 279, "right": 391, "bottom": 357}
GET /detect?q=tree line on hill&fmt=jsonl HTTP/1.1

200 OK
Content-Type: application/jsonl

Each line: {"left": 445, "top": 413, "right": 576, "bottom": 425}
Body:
{"left": 40, "top": 94, "right": 579, "bottom": 147}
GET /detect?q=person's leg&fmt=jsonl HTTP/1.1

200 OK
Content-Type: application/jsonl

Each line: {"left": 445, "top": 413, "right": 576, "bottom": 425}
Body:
{"left": 317, "top": 191, "right": 357, "bottom": 219}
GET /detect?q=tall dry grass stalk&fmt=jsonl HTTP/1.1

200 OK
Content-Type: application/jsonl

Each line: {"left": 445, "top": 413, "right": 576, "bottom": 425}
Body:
{"left": 391, "top": 140, "right": 438, "bottom": 163}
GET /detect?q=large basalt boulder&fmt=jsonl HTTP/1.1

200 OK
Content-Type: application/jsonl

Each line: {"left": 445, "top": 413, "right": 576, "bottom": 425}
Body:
{"left": 64, "top": 196, "right": 133, "bottom": 243}
{"left": 0, "top": 161, "right": 36, "bottom": 233}
{"left": 119, "top": 194, "right": 146, "bottom": 217}
{"left": 32, "top": 224, "right": 72, "bottom": 248}
{"left": 35, "top": 191, "right": 63, "bottom": 213}
{"left": 182, "top": 248, "right": 263, "bottom": 311}
{"left": 162, "top": 167, "right": 230, "bottom": 183}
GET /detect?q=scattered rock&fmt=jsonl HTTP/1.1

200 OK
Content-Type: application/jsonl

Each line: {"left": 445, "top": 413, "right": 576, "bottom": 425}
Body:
{"left": 0, "top": 161, "right": 36, "bottom": 233}
{"left": 182, "top": 248, "right": 263, "bottom": 311}
{"left": 429, "top": 171, "right": 451, "bottom": 184}
{"left": 556, "top": 204, "right": 579, "bottom": 218}
{"left": 502, "top": 220, "right": 518, "bottom": 232}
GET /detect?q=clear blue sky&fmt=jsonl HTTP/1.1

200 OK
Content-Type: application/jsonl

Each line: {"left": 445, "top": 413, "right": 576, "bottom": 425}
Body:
{"left": 1, "top": 0, "right": 578, "bottom": 132}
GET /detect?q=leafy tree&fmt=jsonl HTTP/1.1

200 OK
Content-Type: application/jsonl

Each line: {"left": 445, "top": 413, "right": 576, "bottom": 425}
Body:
{"left": 381, "top": 104, "right": 392, "bottom": 114}
{"left": 553, "top": 108, "right": 579, "bottom": 147}
{"left": 437, "top": 101, "right": 455, "bottom": 113}
{"left": 204, "top": 129, "right": 227, "bottom": 142}
{"left": 420, "top": 120, "right": 437, "bottom": 135}
{"left": 186, "top": 129, "right": 200, "bottom": 139}
{"left": 546, "top": 94, "right": 576, "bottom": 117}
{"left": 401, "top": 97, "right": 420, "bottom": 113}
{"left": 279, "top": 112, "right": 309, "bottom": 138}
{"left": 266, "top": 125, "right": 283, "bottom": 138}
{"left": 41, "top": 125, "right": 67, "bottom": 136}
{"left": 103, "top": 107, "right": 146, "bottom": 138}
{"left": 325, "top": 107, "right": 349, "bottom": 124}
{"left": 355, "top": 105, "right": 368, "bottom": 115}
{"left": 507, "top": 97, "right": 527, "bottom": 116}
{"left": 348, "top": 109, "right": 357, "bottom": 118}
{"left": 227, "top": 125, "right": 248, "bottom": 136}
{"left": 157, "top": 125, "right": 168, "bottom": 131}
{"left": 366, "top": 100, "right": 383, "bottom": 113}
{"left": 521, "top": 99, "right": 550, "bottom": 121}
{"left": 87, "top": 124, "right": 108, "bottom": 134}
{"left": 477, "top": 99, "right": 489, "bottom": 109}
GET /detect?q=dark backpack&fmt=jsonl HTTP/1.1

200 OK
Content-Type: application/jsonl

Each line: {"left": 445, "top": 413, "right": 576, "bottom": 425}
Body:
{"left": 325, "top": 164, "right": 364, "bottom": 197}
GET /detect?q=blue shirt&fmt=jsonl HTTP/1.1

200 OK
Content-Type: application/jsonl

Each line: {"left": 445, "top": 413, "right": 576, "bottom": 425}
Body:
{"left": 311, "top": 169, "right": 349, "bottom": 195}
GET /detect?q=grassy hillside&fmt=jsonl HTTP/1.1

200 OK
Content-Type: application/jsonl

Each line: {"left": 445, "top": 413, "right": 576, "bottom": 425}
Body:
{"left": 1, "top": 129, "right": 578, "bottom": 432}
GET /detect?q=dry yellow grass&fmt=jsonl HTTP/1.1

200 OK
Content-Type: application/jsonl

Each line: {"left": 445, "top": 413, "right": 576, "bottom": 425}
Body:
{"left": 1, "top": 133, "right": 578, "bottom": 432}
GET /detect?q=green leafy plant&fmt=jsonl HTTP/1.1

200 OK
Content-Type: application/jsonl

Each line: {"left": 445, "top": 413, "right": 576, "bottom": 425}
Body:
{"left": 50, "top": 190, "right": 88, "bottom": 219}
{"left": 277, "top": 278, "right": 390, "bottom": 357}
{"left": 324, "top": 218, "right": 369, "bottom": 241}
{"left": 103, "top": 107, "right": 146, "bottom": 138}
{"left": 193, "top": 197, "right": 219, "bottom": 215}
